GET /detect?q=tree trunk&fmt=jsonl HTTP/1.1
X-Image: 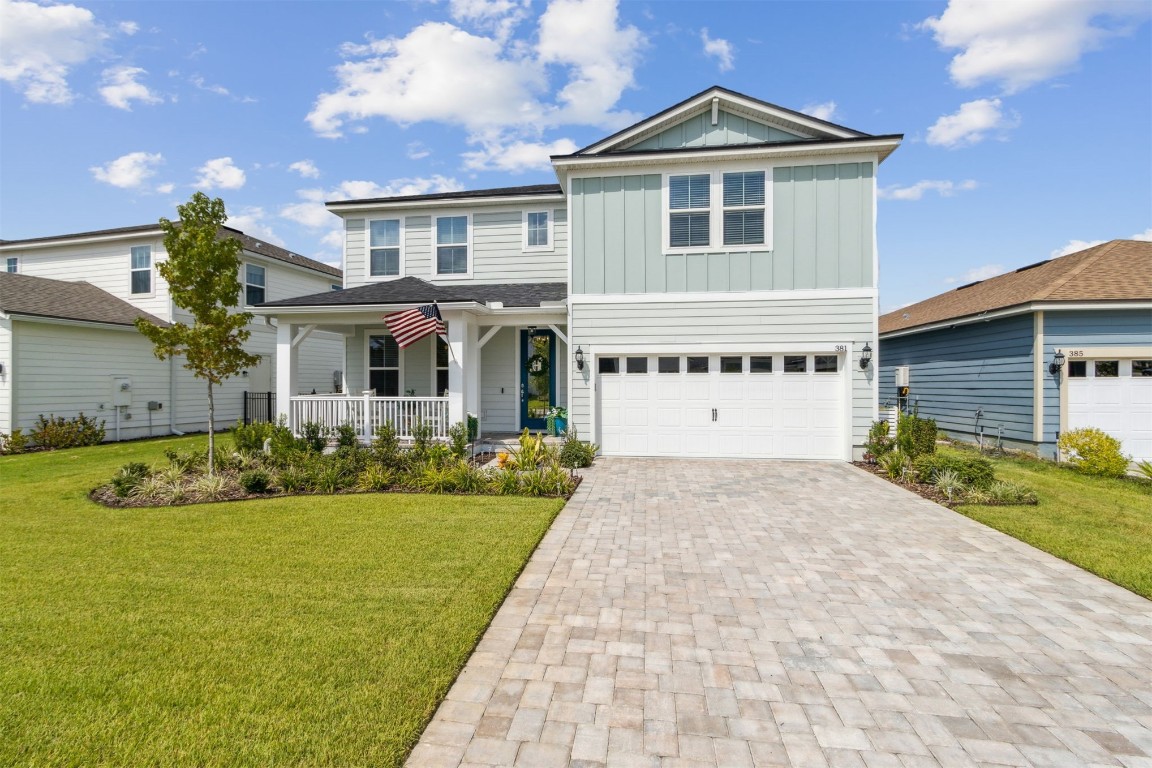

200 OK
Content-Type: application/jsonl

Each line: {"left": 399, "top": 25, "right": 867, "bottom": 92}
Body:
{"left": 207, "top": 381, "right": 215, "bottom": 476}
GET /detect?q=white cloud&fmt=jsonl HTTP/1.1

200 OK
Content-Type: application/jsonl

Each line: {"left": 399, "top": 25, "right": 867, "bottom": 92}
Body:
{"left": 406, "top": 141, "right": 431, "bottom": 160}
{"left": 98, "top": 65, "right": 162, "bottom": 110}
{"left": 226, "top": 206, "right": 285, "bottom": 247}
{"left": 279, "top": 188, "right": 333, "bottom": 229}
{"left": 118, "top": 20, "right": 138, "bottom": 35}
{"left": 800, "top": 100, "right": 838, "bottom": 122}
{"left": 288, "top": 160, "right": 320, "bottom": 179}
{"left": 194, "top": 156, "right": 246, "bottom": 190}
{"left": 306, "top": 0, "right": 643, "bottom": 169}
{"left": 190, "top": 74, "right": 256, "bottom": 103}
{"left": 944, "top": 263, "right": 1007, "bottom": 285}
{"left": 700, "top": 28, "right": 734, "bottom": 72}
{"left": 921, "top": 0, "right": 1152, "bottom": 93}
{"left": 1050, "top": 227, "right": 1152, "bottom": 257}
{"left": 926, "top": 98, "right": 1018, "bottom": 148}
{"left": 462, "top": 137, "right": 578, "bottom": 172}
{"left": 90, "top": 151, "right": 163, "bottom": 189}
{"left": 156, "top": 182, "right": 174, "bottom": 194}
{"left": 0, "top": 0, "right": 108, "bottom": 104}
{"left": 878, "top": 179, "right": 978, "bottom": 201}
{"left": 279, "top": 176, "right": 464, "bottom": 232}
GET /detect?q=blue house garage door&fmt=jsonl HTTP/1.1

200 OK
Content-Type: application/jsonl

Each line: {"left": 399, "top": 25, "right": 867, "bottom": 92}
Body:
{"left": 596, "top": 352, "right": 845, "bottom": 460}
{"left": 1067, "top": 358, "right": 1152, "bottom": 462}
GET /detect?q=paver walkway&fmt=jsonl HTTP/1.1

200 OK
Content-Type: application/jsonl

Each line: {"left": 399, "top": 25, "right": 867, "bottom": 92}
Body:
{"left": 407, "top": 459, "right": 1152, "bottom": 767}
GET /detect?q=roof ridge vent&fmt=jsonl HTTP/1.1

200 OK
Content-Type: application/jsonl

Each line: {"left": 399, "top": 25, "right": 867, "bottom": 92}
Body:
{"left": 954, "top": 280, "right": 982, "bottom": 290}
{"left": 1014, "top": 259, "right": 1050, "bottom": 273}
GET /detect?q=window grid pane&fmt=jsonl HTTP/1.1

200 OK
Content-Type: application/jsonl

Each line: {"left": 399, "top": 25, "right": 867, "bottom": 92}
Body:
{"left": 723, "top": 210, "right": 765, "bottom": 246}
{"left": 527, "top": 212, "right": 549, "bottom": 247}
{"left": 245, "top": 264, "right": 266, "bottom": 287}
{"left": 370, "top": 219, "right": 400, "bottom": 247}
{"left": 722, "top": 172, "right": 765, "bottom": 207}
{"left": 131, "top": 270, "right": 151, "bottom": 294}
{"left": 670, "top": 213, "right": 710, "bottom": 248}
{"left": 669, "top": 174, "right": 710, "bottom": 210}
{"left": 5, "top": 257, "right": 17, "bottom": 273}
{"left": 437, "top": 216, "right": 467, "bottom": 245}
{"left": 437, "top": 246, "right": 468, "bottom": 274}
{"left": 246, "top": 285, "right": 266, "bottom": 305}
{"left": 370, "top": 248, "right": 399, "bottom": 276}
{"left": 131, "top": 246, "right": 151, "bottom": 270}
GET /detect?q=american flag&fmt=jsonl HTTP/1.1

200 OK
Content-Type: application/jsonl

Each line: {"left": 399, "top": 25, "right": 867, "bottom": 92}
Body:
{"left": 383, "top": 303, "right": 447, "bottom": 348}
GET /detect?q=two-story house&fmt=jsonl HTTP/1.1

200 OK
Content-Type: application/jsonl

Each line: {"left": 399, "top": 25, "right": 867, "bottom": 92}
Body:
{"left": 255, "top": 86, "right": 901, "bottom": 460}
{"left": 0, "top": 225, "right": 344, "bottom": 442}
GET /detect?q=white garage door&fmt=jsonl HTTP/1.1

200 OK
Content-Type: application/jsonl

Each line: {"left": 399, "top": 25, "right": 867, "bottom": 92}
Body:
{"left": 598, "top": 353, "right": 845, "bottom": 460}
{"left": 1067, "top": 358, "right": 1152, "bottom": 462}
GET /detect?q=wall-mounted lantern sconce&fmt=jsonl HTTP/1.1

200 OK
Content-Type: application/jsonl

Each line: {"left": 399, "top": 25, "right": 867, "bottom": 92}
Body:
{"left": 574, "top": 346, "right": 585, "bottom": 371}
{"left": 527, "top": 325, "right": 537, "bottom": 335}
{"left": 859, "top": 343, "right": 873, "bottom": 370}
{"left": 1049, "top": 350, "right": 1066, "bottom": 375}
{"left": 241, "top": 370, "right": 249, "bottom": 378}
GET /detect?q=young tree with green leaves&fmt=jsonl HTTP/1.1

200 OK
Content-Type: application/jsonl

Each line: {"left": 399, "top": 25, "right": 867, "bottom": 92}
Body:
{"left": 135, "top": 192, "right": 261, "bottom": 475}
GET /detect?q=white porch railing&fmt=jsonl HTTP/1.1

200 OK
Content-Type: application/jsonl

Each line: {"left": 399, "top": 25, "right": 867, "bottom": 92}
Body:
{"left": 290, "top": 394, "right": 451, "bottom": 442}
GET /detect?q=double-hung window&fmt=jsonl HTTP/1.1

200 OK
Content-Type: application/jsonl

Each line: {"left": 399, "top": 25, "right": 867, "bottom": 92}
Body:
{"left": 524, "top": 211, "right": 552, "bottom": 251}
{"left": 368, "top": 335, "right": 400, "bottom": 396}
{"left": 5, "top": 257, "right": 18, "bottom": 273}
{"left": 369, "top": 219, "right": 401, "bottom": 277}
{"left": 245, "top": 264, "right": 266, "bottom": 305}
{"left": 436, "top": 215, "right": 469, "bottom": 275}
{"left": 668, "top": 174, "right": 710, "bottom": 249}
{"left": 722, "top": 171, "right": 765, "bottom": 246}
{"left": 130, "top": 246, "right": 151, "bottom": 294}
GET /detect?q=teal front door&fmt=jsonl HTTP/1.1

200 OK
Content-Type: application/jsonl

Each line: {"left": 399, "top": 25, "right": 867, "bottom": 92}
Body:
{"left": 520, "top": 329, "right": 555, "bottom": 430}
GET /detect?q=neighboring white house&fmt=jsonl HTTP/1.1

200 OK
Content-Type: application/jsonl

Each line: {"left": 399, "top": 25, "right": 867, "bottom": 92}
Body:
{"left": 0, "top": 225, "right": 344, "bottom": 441}
{"left": 253, "top": 86, "right": 902, "bottom": 460}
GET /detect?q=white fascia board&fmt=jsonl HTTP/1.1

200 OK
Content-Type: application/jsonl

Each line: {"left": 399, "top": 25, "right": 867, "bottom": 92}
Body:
{"left": 6, "top": 313, "right": 147, "bottom": 332}
{"left": 0, "top": 229, "right": 163, "bottom": 252}
{"left": 552, "top": 138, "right": 900, "bottom": 176}
{"left": 880, "top": 300, "right": 1152, "bottom": 340}
{"left": 326, "top": 194, "right": 566, "bottom": 215}
{"left": 570, "top": 287, "right": 876, "bottom": 304}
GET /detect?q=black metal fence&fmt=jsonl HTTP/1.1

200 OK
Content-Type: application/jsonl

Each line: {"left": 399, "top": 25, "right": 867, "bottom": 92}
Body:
{"left": 242, "top": 391, "right": 275, "bottom": 425}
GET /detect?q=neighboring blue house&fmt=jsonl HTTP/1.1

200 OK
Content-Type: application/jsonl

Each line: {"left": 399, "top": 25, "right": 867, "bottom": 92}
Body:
{"left": 878, "top": 239, "right": 1152, "bottom": 462}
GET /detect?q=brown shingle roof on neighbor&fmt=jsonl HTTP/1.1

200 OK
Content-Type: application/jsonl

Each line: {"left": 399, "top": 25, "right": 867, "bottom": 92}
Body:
{"left": 0, "top": 272, "right": 168, "bottom": 327}
{"left": 0, "top": 224, "right": 342, "bottom": 280}
{"left": 880, "top": 239, "right": 1152, "bottom": 335}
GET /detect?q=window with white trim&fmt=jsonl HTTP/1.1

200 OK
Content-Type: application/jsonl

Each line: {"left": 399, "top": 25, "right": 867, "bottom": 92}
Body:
{"left": 722, "top": 171, "right": 765, "bottom": 246}
{"left": 130, "top": 245, "right": 151, "bottom": 294}
{"left": 436, "top": 336, "right": 449, "bottom": 396}
{"left": 436, "top": 215, "right": 468, "bottom": 275}
{"left": 369, "top": 219, "right": 401, "bottom": 277}
{"left": 368, "top": 335, "right": 400, "bottom": 396}
{"left": 668, "top": 174, "right": 710, "bottom": 248}
{"left": 244, "top": 264, "right": 266, "bottom": 305}
{"left": 5, "top": 257, "right": 17, "bottom": 273}
{"left": 523, "top": 210, "right": 553, "bottom": 251}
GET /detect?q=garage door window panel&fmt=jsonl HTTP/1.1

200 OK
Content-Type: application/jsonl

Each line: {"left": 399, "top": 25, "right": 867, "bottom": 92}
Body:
{"left": 1133, "top": 360, "right": 1152, "bottom": 377}
{"left": 783, "top": 356, "right": 807, "bottom": 373}
{"left": 814, "top": 355, "right": 838, "bottom": 373}
{"left": 750, "top": 356, "right": 773, "bottom": 373}
{"left": 598, "top": 357, "right": 620, "bottom": 374}
{"left": 686, "top": 356, "right": 709, "bottom": 374}
{"left": 627, "top": 357, "right": 648, "bottom": 374}
{"left": 658, "top": 357, "right": 680, "bottom": 373}
{"left": 1095, "top": 361, "right": 1119, "bottom": 377}
{"left": 1068, "top": 360, "right": 1087, "bottom": 378}
{"left": 720, "top": 356, "right": 743, "bottom": 373}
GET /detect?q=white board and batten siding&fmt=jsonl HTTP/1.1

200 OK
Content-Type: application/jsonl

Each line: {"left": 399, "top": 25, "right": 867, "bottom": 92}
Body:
{"left": 570, "top": 293, "right": 876, "bottom": 460}
{"left": 341, "top": 208, "right": 568, "bottom": 289}
{"left": 0, "top": 316, "right": 13, "bottom": 434}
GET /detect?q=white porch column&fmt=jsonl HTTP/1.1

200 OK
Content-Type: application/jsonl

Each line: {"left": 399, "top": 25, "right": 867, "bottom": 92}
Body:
{"left": 445, "top": 312, "right": 479, "bottom": 428}
{"left": 275, "top": 321, "right": 298, "bottom": 429}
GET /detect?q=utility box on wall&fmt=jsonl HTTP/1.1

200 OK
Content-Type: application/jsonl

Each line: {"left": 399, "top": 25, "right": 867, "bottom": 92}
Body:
{"left": 111, "top": 377, "right": 133, "bottom": 407}
{"left": 894, "top": 366, "right": 910, "bottom": 388}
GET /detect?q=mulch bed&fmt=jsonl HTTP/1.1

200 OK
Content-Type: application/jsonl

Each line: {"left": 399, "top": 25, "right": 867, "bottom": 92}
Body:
{"left": 852, "top": 461, "right": 957, "bottom": 507}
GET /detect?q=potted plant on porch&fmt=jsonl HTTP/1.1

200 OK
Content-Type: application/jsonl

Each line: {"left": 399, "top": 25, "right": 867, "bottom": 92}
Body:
{"left": 546, "top": 407, "right": 568, "bottom": 437}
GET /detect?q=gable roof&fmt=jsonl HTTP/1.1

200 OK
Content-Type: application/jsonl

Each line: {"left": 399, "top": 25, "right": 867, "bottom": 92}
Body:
{"left": 0, "top": 224, "right": 342, "bottom": 279}
{"left": 880, "top": 239, "right": 1152, "bottom": 335}
{"left": 256, "top": 276, "right": 567, "bottom": 309}
{"left": 0, "top": 272, "right": 168, "bottom": 328}
{"left": 573, "top": 86, "right": 871, "bottom": 156}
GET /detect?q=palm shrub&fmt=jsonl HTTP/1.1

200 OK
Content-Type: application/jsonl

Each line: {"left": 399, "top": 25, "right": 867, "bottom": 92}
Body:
{"left": 985, "top": 480, "right": 1038, "bottom": 505}
{"left": 878, "top": 451, "right": 910, "bottom": 481}
{"left": 489, "top": 469, "right": 522, "bottom": 496}
{"left": 447, "top": 459, "right": 486, "bottom": 493}
{"left": 357, "top": 464, "right": 396, "bottom": 492}
{"left": 932, "top": 468, "right": 966, "bottom": 502}
{"left": 1058, "top": 427, "right": 1129, "bottom": 478}
{"left": 913, "top": 454, "right": 994, "bottom": 489}
{"left": 111, "top": 462, "right": 152, "bottom": 498}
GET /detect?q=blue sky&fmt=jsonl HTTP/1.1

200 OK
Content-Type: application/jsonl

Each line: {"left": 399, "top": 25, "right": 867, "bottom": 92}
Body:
{"left": 1, "top": 0, "right": 1149, "bottom": 310}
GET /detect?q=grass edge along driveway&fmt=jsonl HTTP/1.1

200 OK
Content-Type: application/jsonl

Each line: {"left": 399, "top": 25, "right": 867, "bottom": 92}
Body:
{"left": 948, "top": 445, "right": 1152, "bottom": 601}
{"left": 0, "top": 435, "right": 565, "bottom": 767}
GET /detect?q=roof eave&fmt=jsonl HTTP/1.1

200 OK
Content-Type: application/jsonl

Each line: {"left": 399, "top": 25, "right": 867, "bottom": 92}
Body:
{"left": 879, "top": 299, "right": 1152, "bottom": 339}
{"left": 325, "top": 193, "right": 566, "bottom": 213}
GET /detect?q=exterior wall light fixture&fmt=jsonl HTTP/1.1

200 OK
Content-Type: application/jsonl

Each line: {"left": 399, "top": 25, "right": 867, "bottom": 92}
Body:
{"left": 859, "top": 343, "right": 873, "bottom": 370}
{"left": 574, "top": 346, "right": 585, "bottom": 371}
{"left": 1049, "top": 350, "right": 1066, "bottom": 375}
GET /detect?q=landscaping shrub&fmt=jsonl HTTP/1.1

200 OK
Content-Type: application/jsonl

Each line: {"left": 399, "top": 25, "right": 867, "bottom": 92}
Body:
{"left": 0, "top": 429, "right": 28, "bottom": 455}
{"left": 913, "top": 454, "right": 994, "bottom": 489}
{"left": 238, "top": 469, "right": 272, "bottom": 494}
{"left": 447, "top": 422, "right": 469, "bottom": 459}
{"left": 277, "top": 466, "right": 310, "bottom": 494}
{"left": 192, "top": 474, "right": 231, "bottom": 502}
{"left": 111, "top": 462, "right": 152, "bottom": 498}
{"left": 370, "top": 422, "right": 401, "bottom": 467}
{"left": 410, "top": 419, "right": 434, "bottom": 460}
{"left": 878, "top": 451, "right": 910, "bottom": 481}
{"left": 896, "top": 410, "right": 936, "bottom": 459}
{"left": 164, "top": 448, "right": 206, "bottom": 473}
{"left": 29, "top": 413, "right": 105, "bottom": 449}
{"left": 1137, "top": 460, "right": 1152, "bottom": 481}
{"left": 864, "top": 420, "right": 893, "bottom": 459}
{"left": 357, "top": 464, "right": 396, "bottom": 492}
{"left": 932, "top": 468, "right": 966, "bottom": 502}
{"left": 559, "top": 428, "right": 598, "bottom": 469}
{"left": 447, "top": 459, "right": 486, "bottom": 493}
{"left": 489, "top": 469, "right": 522, "bottom": 496}
{"left": 334, "top": 422, "right": 359, "bottom": 448}
{"left": 1058, "top": 427, "right": 1129, "bottom": 478}
{"left": 299, "top": 421, "right": 328, "bottom": 453}
{"left": 985, "top": 480, "right": 1039, "bottom": 505}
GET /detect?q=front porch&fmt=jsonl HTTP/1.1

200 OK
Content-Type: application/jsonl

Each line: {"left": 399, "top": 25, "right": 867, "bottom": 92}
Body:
{"left": 290, "top": 393, "right": 450, "bottom": 441}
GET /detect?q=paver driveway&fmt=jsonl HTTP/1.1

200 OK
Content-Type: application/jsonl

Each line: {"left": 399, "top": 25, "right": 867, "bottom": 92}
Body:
{"left": 408, "top": 459, "right": 1152, "bottom": 767}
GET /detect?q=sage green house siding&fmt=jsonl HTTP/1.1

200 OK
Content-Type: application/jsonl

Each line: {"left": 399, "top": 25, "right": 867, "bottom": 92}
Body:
{"left": 570, "top": 162, "right": 873, "bottom": 295}
{"left": 624, "top": 109, "right": 804, "bottom": 151}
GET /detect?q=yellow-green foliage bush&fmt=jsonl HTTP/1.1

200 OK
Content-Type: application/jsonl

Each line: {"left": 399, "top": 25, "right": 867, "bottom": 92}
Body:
{"left": 1058, "top": 427, "right": 1129, "bottom": 478}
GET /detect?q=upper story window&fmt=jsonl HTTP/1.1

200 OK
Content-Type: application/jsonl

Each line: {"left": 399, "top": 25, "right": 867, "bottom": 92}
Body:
{"left": 722, "top": 171, "right": 765, "bottom": 246}
{"left": 369, "top": 219, "right": 401, "bottom": 277}
{"left": 668, "top": 174, "right": 710, "bottom": 248}
{"left": 523, "top": 210, "right": 554, "bottom": 251}
{"left": 245, "top": 264, "right": 266, "bottom": 305}
{"left": 436, "top": 215, "right": 469, "bottom": 275}
{"left": 130, "top": 245, "right": 151, "bottom": 294}
{"left": 5, "top": 257, "right": 17, "bottom": 273}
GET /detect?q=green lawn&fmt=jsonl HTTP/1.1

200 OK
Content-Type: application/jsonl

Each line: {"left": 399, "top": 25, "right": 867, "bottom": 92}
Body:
{"left": 0, "top": 435, "right": 564, "bottom": 767}
{"left": 948, "top": 446, "right": 1152, "bottom": 600}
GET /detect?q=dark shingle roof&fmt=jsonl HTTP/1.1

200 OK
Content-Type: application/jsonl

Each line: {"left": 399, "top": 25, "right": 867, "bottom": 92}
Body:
{"left": 0, "top": 272, "right": 168, "bottom": 327}
{"left": 0, "top": 224, "right": 342, "bottom": 279}
{"left": 880, "top": 239, "right": 1152, "bottom": 335}
{"left": 325, "top": 184, "right": 564, "bottom": 207}
{"left": 257, "top": 277, "right": 566, "bottom": 309}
